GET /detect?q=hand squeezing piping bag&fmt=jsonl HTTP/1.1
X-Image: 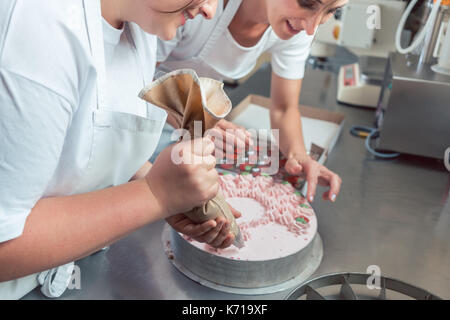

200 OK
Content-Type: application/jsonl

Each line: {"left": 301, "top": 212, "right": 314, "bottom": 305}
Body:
{"left": 139, "top": 69, "right": 245, "bottom": 248}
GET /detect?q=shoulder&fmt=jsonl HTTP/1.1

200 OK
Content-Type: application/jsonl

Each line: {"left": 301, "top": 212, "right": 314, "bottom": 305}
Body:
{"left": 0, "top": 0, "right": 93, "bottom": 106}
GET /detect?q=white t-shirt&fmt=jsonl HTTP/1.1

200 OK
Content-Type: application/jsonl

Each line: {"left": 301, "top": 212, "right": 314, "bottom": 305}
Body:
{"left": 0, "top": 0, "right": 157, "bottom": 242}
{"left": 102, "top": 19, "right": 148, "bottom": 118}
{"left": 157, "top": 0, "right": 314, "bottom": 80}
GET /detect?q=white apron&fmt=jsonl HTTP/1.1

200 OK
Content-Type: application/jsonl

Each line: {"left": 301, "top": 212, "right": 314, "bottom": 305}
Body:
{"left": 0, "top": 0, "right": 166, "bottom": 300}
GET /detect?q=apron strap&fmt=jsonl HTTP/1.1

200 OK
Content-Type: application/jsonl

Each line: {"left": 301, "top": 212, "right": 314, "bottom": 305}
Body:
{"left": 126, "top": 22, "right": 154, "bottom": 86}
{"left": 83, "top": 0, "right": 107, "bottom": 110}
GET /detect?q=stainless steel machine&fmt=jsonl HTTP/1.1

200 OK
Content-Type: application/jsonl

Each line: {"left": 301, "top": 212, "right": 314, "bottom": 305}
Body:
{"left": 375, "top": 0, "right": 450, "bottom": 159}
{"left": 313, "top": 0, "right": 450, "bottom": 159}
{"left": 375, "top": 52, "right": 450, "bottom": 159}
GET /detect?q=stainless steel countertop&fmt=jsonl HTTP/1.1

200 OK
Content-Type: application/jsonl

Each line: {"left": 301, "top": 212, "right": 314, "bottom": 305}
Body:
{"left": 24, "top": 62, "right": 450, "bottom": 300}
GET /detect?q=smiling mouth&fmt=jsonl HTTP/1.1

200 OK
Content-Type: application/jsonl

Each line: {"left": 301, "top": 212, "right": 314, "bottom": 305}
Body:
{"left": 286, "top": 20, "right": 302, "bottom": 33}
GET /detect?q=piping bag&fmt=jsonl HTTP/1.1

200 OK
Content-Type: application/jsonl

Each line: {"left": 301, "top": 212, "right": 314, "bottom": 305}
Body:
{"left": 139, "top": 69, "right": 245, "bottom": 248}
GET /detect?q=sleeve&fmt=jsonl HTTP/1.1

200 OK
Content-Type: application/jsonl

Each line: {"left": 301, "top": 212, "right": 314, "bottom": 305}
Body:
{"left": 0, "top": 69, "right": 73, "bottom": 243}
{"left": 156, "top": 28, "right": 183, "bottom": 63}
{"left": 270, "top": 32, "right": 315, "bottom": 80}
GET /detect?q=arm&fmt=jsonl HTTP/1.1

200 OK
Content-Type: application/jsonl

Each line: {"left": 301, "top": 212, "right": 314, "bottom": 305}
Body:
{"left": 0, "top": 137, "right": 218, "bottom": 282}
{"left": 270, "top": 72, "right": 308, "bottom": 161}
{"left": 0, "top": 72, "right": 161, "bottom": 281}
{"left": 130, "top": 161, "right": 153, "bottom": 181}
{"left": 270, "top": 72, "right": 342, "bottom": 203}
{"left": 0, "top": 179, "right": 163, "bottom": 282}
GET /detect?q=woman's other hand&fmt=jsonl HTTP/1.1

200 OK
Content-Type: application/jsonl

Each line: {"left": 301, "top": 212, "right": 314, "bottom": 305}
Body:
{"left": 166, "top": 205, "right": 242, "bottom": 249}
{"left": 206, "top": 119, "right": 253, "bottom": 158}
{"left": 285, "top": 154, "right": 342, "bottom": 203}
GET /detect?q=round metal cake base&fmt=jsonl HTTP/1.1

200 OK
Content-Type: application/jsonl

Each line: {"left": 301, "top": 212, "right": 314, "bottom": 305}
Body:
{"left": 162, "top": 223, "right": 323, "bottom": 295}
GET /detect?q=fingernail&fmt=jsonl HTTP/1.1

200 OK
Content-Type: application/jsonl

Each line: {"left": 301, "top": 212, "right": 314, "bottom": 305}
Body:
{"left": 331, "top": 194, "right": 336, "bottom": 202}
{"left": 309, "top": 195, "right": 314, "bottom": 202}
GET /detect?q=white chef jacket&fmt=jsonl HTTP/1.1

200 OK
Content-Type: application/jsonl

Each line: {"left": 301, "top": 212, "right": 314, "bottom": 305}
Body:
{"left": 0, "top": 0, "right": 165, "bottom": 243}
{"left": 157, "top": 0, "right": 315, "bottom": 81}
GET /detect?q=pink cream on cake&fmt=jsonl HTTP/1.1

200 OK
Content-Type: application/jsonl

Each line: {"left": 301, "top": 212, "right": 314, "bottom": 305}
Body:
{"left": 183, "top": 174, "right": 317, "bottom": 261}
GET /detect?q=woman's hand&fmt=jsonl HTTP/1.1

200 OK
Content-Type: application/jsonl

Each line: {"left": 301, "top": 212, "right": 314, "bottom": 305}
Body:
{"left": 166, "top": 205, "right": 242, "bottom": 249}
{"left": 206, "top": 119, "right": 253, "bottom": 158}
{"left": 285, "top": 154, "right": 342, "bottom": 203}
{"left": 145, "top": 137, "right": 219, "bottom": 217}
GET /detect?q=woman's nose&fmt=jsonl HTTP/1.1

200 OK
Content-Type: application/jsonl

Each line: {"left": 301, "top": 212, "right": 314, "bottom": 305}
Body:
{"left": 199, "top": 2, "right": 216, "bottom": 19}
{"left": 301, "top": 14, "right": 321, "bottom": 36}
{"left": 187, "top": 1, "right": 217, "bottom": 20}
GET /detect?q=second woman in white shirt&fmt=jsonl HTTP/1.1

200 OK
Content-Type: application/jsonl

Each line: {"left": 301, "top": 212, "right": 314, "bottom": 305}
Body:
{"left": 158, "top": 0, "right": 346, "bottom": 241}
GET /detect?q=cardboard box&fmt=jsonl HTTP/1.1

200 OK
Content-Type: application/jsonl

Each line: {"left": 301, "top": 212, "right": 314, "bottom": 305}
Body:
{"left": 227, "top": 94, "right": 346, "bottom": 165}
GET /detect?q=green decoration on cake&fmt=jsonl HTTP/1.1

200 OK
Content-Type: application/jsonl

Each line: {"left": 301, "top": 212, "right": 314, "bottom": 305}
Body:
{"left": 296, "top": 216, "right": 309, "bottom": 224}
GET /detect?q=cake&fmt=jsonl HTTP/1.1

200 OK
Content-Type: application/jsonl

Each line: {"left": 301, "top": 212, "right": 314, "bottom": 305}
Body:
{"left": 184, "top": 173, "right": 317, "bottom": 261}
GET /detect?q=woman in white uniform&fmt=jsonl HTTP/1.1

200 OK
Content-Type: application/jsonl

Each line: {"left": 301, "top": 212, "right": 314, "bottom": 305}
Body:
{"left": 158, "top": 0, "right": 346, "bottom": 222}
{"left": 0, "top": 0, "right": 229, "bottom": 299}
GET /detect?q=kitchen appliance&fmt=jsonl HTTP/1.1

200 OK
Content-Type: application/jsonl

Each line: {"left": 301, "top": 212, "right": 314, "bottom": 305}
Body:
{"left": 374, "top": 0, "right": 450, "bottom": 159}
{"left": 311, "top": 0, "right": 406, "bottom": 108}
{"left": 375, "top": 52, "right": 450, "bottom": 159}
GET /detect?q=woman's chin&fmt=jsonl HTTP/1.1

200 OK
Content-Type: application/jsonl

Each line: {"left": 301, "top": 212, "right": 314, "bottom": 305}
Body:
{"left": 158, "top": 29, "right": 177, "bottom": 41}
{"left": 272, "top": 26, "right": 292, "bottom": 41}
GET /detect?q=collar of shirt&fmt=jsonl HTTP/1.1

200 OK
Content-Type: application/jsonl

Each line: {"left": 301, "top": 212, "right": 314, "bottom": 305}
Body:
{"left": 102, "top": 18, "right": 124, "bottom": 45}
